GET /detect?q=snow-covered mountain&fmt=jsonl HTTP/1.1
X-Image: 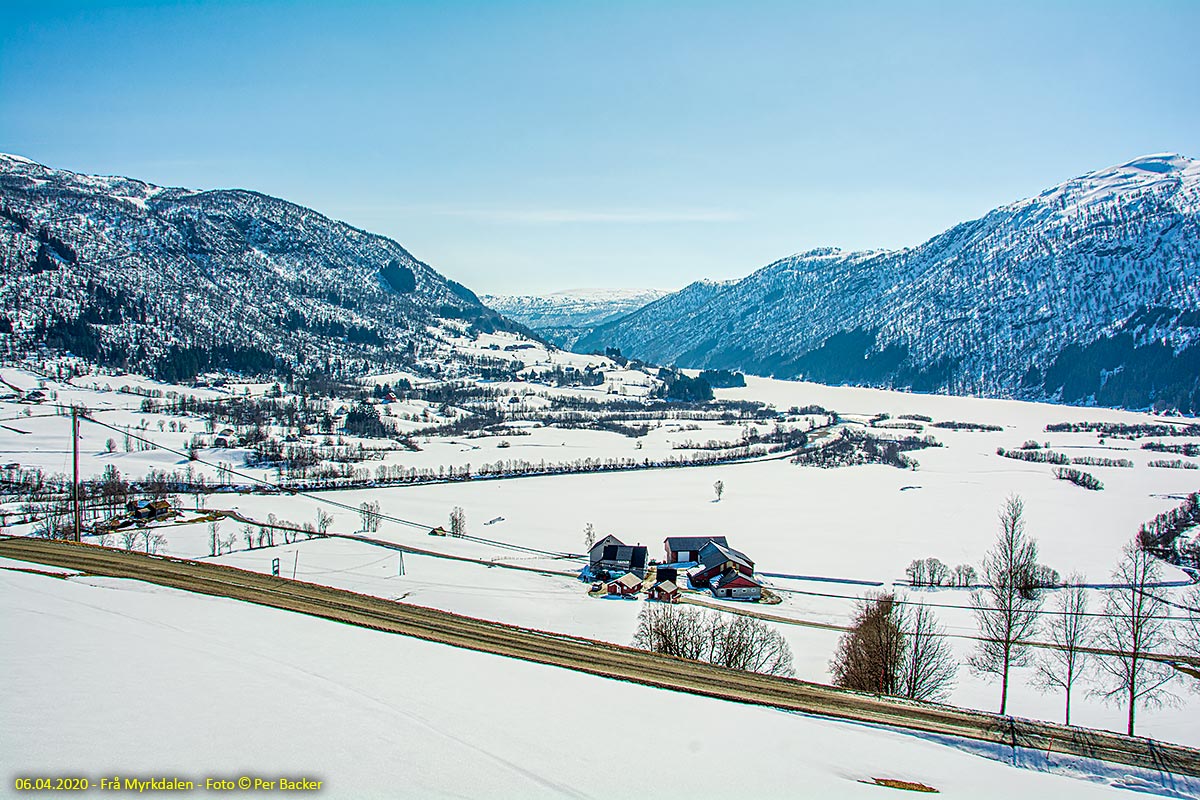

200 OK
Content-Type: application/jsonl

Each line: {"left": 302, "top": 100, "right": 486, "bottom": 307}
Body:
{"left": 0, "top": 154, "right": 518, "bottom": 380}
{"left": 482, "top": 288, "right": 670, "bottom": 348}
{"left": 576, "top": 154, "right": 1200, "bottom": 413}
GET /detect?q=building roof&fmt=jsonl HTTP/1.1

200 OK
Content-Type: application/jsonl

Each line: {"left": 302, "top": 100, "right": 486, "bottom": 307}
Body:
{"left": 697, "top": 541, "right": 754, "bottom": 571}
{"left": 600, "top": 544, "right": 647, "bottom": 569}
{"left": 609, "top": 572, "right": 642, "bottom": 590}
{"left": 589, "top": 534, "right": 624, "bottom": 560}
{"left": 650, "top": 580, "right": 678, "bottom": 594}
{"left": 713, "top": 570, "right": 760, "bottom": 590}
{"left": 664, "top": 535, "right": 728, "bottom": 552}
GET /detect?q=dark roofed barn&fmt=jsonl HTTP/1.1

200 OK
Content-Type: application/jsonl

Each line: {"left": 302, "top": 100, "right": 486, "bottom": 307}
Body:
{"left": 589, "top": 535, "right": 649, "bottom": 578}
{"left": 664, "top": 535, "right": 729, "bottom": 564}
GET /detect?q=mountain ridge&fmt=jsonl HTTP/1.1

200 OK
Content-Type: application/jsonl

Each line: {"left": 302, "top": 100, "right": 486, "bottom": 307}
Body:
{"left": 575, "top": 153, "right": 1200, "bottom": 413}
{"left": 0, "top": 154, "right": 519, "bottom": 381}
{"left": 483, "top": 287, "right": 671, "bottom": 348}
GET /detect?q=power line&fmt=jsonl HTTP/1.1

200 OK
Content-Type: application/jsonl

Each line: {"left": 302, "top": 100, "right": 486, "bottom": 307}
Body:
{"left": 770, "top": 584, "right": 1196, "bottom": 624}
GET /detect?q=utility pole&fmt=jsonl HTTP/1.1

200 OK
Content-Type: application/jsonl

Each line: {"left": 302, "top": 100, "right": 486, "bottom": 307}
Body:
{"left": 292, "top": 550, "right": 299, "bottom": 580}
{"left": 71, "top": 406, "right": 81, "bottom": 542}
{"left": 397, "top": 551, "right": 405, "bottom": 577}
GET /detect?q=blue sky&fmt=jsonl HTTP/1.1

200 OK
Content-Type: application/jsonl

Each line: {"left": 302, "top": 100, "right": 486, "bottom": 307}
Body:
{"left": 2, "top": 1, "right": 1198, "bottom": 294}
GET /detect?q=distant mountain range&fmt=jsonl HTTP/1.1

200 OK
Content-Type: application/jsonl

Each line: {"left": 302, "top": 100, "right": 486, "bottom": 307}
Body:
{"left": 574, "top": 154, "right": 1200, "bottom": 414}
{"left": 0, "top": 154, "right": 517, "bottom": 381}
{"left": 482, "top": 288, "right": 669, "bottom": 348}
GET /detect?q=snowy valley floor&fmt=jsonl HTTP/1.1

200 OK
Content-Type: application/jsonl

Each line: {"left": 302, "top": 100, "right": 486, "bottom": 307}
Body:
{"left": 3, "top": 366, "right": 1199, "bottom": 781}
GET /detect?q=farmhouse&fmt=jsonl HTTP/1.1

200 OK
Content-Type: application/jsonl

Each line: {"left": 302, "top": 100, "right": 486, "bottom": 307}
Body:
{"left": 663, "top": 535, "right": 729, "bottom": 564}
{"left": 689, "top": 541, "right": 755, "bottom": 588}
{"left": 589, "top": 535, "right": 649, "bottom": 578}
{"left": 709, "top": 570, "right": 762, "bottom": 601}
{"left": 213, "top": 428, "right": 238, "bottom": 448}
{"left": 126, "top": 499, "right": 174, "bottom": 522}
{"left": 607, "top": 572, "right": 642, "bottom": 596}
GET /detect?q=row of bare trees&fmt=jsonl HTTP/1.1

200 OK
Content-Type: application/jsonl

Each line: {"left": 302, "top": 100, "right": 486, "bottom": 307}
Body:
{"left": 632, "top": 604, "right": 794, "bottom": 677}
{"left": 970, "top": 496, "right": 1179, "bottom": 734}
{"left": 833, "top": 495, "right": 1192, "bottom": 736}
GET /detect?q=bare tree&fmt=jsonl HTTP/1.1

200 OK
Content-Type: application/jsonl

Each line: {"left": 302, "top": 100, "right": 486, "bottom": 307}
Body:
{"left": 359, "top": 501, "right": 381, "bottom": 533}
{"left": 832, "top": 594, "right": 955, "bottom": 701}
{"left": 632, "top": 603, "right": 708, "bottom": 660}
{"left": 120, "top": 528, "right": 139, "bottom": 550}
{"left": 713, "top": 480, "right": 724, "bottom": 502}
{"left": 449, "top": 506, "right": 466, "bottom": 537}
{"left": 632, "top": 604, "right": 794, "bottom": 677}
{"left": 970, "top": 495, "right": 1042, "bottom": 715}
{"left": 242, "top": 524, "right": 256, "bottom": 550}
{"left": 316, "top": 509, "right": 333, "bottom": 537}
{"left": 711, "top": 614, "right": 794, "bottom": 676}
{"left": 1094, "top": 542, "right": 1174, "bottom": 735}
{"left": 583, "top": 521, "right": 596, "bottom": 551}
{"left": 1033, "top": 575, "right": 1092, "bottom": 725}
{"left": 900, "top": 603, "right": 957, "bottom": 702}
{"left": 1180, "top": 587, "right": 1200, "bottom": 665}
{"left": 831, "top": 593, "right": 905, "bottom": 695}
{"left": 208, "top": 521, "right": 221, "bottom": 557}
{"left": 952, "top": 563, "right": 978, "bottom": 587}
{"left": 140, "top": 527, "right": 159, "bottom": 554}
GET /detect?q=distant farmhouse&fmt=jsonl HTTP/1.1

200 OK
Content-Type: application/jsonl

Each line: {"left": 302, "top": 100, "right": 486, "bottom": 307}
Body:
{"left": 663, "top": 535, "right": 729, "bottom": 564}
{"left": 589, "top": 535, "right": 649, "bottom": 578}
{"left": 690, "top": 541, "right": 762, "bottom": 601}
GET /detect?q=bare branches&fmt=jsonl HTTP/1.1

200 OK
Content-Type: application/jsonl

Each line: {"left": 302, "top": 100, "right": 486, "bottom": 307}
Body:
{"left": 832, "top": 593, "right": 955, "bottom": 702}
{"left": 359, "top": 500, "right": 382, "bottom": 533}
{"left": 1093, "top": 542, "right": 1174, "bottom": 735}
{"left": 832, "top": 593, "right": 905, "bottom": 695}
{"left": 901, "top": 603, "right": 957, "bottom": 702}
{"left": 632, "top": 603, "right": 794, "bottom": 677}
{"left": 1033, "top": 575, "right": 1091, "bottom": 725}
{"left": 969, "top": 494, "right": 1042, "bottom": 715}
{"left": 448, "top": 505, "right": 465, "bottom": 537}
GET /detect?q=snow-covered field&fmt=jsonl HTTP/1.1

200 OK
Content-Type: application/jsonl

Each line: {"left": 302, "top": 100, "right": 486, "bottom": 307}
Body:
{"left": 2, "top": 365, "right": 1198, "bottom": 767}
{"left": 3, "top": 565, "right": 1194, "bottom": 799}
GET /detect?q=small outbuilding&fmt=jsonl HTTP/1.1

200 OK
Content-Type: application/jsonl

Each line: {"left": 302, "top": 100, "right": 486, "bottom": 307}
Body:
{"left": 646, "top": 580, "right": 680, "bottom": 603}
{"left": 607, "top": 572, "right": 642, "bottom": 597}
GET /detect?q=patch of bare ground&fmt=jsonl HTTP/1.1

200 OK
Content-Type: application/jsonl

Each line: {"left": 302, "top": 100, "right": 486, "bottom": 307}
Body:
{"left": 859, "top": 778, "right": 939, "bottom": 793}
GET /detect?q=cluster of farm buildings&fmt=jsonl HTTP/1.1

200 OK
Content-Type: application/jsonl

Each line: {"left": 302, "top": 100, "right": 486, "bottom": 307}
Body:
{"left": 587, "top": 535, "right": 762, "bottom": 602}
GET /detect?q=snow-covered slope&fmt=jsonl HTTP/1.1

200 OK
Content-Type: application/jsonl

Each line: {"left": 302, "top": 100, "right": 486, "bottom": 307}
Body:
{"left": 483, "top": 288, "right": 670, "bottom": 348}
{"left": 576, "top": 155, "right": 1200, "bottom": 413}
{"left": 3, "top": 566, "right": 1187, "bottom": 798}
{"left": 0, "top": 154, "right": 519, "bottom": 380}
